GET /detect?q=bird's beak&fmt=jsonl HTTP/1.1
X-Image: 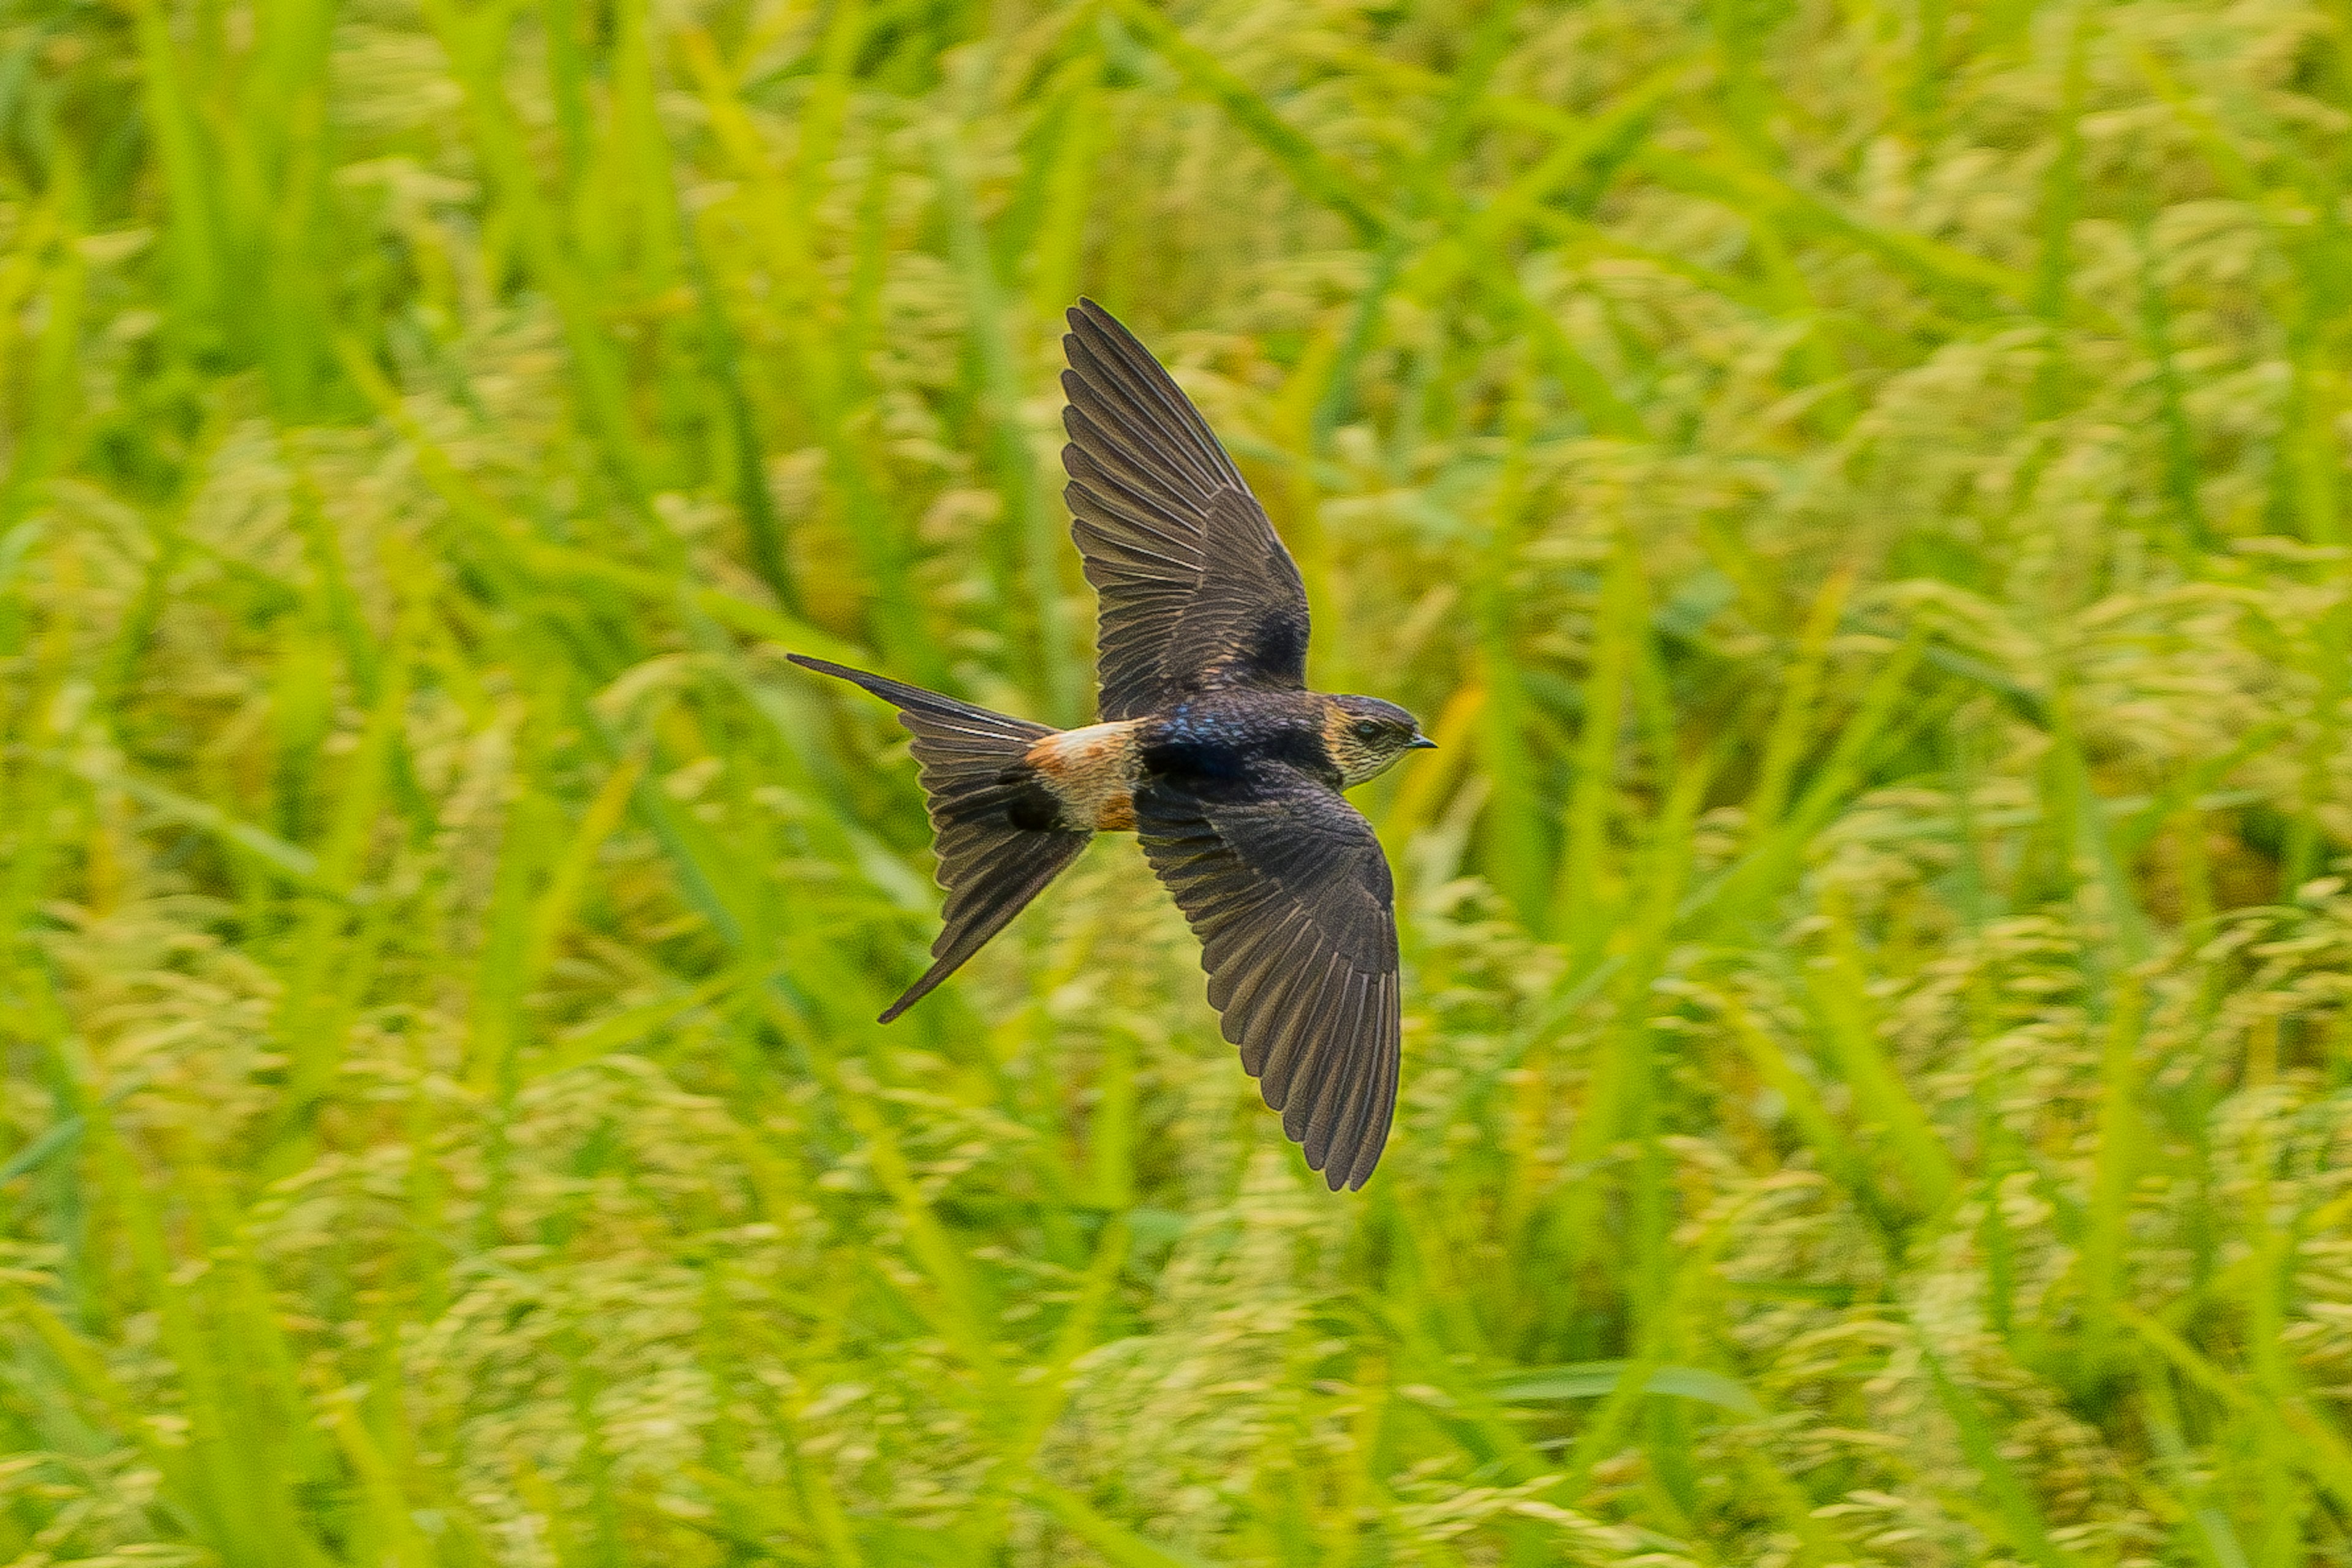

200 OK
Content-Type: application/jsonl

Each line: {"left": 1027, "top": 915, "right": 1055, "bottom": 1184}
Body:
{"left": 1409, "top": 735, "right": 1437, "bottom": 750}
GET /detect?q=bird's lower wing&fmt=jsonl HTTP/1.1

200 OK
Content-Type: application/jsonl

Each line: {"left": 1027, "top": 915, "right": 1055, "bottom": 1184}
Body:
{"left": 1134, "top": 768, "right": 1401, "bottom": 1189}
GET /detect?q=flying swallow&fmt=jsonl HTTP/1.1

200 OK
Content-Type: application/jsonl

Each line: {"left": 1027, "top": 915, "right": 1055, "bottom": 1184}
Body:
{"left": 791, "top": 300, "right": 1434, "bottom": 1189}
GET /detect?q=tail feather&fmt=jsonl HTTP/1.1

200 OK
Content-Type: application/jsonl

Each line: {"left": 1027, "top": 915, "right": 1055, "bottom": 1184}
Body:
{"left": 789, "top": 655, "right": 1089, "bottom": 1021}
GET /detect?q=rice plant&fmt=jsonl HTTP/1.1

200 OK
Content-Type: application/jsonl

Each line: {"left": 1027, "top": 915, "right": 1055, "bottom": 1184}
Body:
{"left": 2, "top": 0, "right": 2350, "bottom": 1560}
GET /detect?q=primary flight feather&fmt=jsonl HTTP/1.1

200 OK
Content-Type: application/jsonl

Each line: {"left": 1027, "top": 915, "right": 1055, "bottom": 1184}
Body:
{"left": 791, "top": 300, "right": 1433, "bottom": 1190}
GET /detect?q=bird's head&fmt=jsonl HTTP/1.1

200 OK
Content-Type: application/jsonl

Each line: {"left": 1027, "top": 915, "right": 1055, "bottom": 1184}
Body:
{"left": 1322, "top": 695, "right": 1436, "bottom": 788}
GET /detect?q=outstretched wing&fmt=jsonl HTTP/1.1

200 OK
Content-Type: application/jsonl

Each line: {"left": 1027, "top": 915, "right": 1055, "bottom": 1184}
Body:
{"left": 1134, "top": 767, "right": 1401, "bottom": 1189}
{"left": 1061, "top": 300, "right": 1311, "bottom": 722}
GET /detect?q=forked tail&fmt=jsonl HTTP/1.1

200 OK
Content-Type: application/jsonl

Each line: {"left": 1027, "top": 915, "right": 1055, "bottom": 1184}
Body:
{"left": 788, "top": 655, "right": 1090, "bottom": 1022}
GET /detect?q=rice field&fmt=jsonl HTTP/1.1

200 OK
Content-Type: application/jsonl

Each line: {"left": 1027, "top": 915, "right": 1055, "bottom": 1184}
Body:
{"left": 3, "top": 0, "right": 2351, "bottom": 1560}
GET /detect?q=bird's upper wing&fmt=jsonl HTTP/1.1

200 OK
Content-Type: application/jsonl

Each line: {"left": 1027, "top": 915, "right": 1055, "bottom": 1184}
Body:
{"left": 1061, "top": 300, "right": 1311, "bottom": 722}
{"left": 1134, "top": 766, "right": 1401, "bottom": 1189}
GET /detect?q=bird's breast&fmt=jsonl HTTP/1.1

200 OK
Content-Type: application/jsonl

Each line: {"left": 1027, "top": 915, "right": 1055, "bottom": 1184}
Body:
{"left": 1022, "top": 720, "right": 1145, "bottom": 832}
{"left": 1140, "top": 692, "right": 1336, "bottom": 784}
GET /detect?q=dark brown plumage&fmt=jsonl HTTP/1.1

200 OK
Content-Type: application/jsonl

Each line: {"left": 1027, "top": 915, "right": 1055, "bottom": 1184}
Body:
{"left": 791, "top": 300, "right": 1433, "bottom": 1189}
{"left": 1060, "top": 304, "right": 1311, "bottom": 718}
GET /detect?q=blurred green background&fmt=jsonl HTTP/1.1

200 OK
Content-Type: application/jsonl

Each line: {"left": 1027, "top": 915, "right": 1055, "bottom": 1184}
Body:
{"left": 4, "top": 0, "right": 2352, "bottom": 1560}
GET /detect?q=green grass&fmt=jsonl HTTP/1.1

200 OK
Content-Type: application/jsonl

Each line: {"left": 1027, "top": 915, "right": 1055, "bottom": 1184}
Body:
{"left": 4, "top": 0, "right": 2352, "bottom": 1561}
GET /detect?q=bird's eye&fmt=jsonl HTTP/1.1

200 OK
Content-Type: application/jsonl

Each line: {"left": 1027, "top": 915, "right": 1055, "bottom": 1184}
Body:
{"left": 1354, "top": 720, "right": 1385, "bottom": 741}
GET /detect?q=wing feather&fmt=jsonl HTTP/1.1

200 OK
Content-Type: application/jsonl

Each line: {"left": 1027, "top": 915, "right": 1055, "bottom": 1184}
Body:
{"left": 1210, "top": 905, "right": 1310, "bottom": 1013}
{"left": 1331, "top": 977, "right": 1400, "bottom": 1189}
{"left": 1264, "top": 956, "right": 1341, "bottom": 1121}
{"left": 1286, "top": 968, "right": 1347, "bottom": 1156}
{"left": 1064, "top": 328, "right": 1237, "bottom": 494}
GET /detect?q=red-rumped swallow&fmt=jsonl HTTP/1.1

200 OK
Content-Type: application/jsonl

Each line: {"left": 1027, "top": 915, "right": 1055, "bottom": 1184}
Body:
{"left": 793, "top": 300, "right": 1433, "bottom": 1189}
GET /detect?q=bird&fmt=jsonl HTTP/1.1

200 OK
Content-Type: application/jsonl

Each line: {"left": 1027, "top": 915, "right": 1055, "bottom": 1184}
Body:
{"left": 790, "top": 299, "right": 1434, "bottom": 1190}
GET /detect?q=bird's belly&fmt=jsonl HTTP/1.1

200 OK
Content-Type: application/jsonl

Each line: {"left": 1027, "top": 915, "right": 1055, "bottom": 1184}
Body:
{"left": 1023, "top": 720, "right": 1145, "bottom": 832}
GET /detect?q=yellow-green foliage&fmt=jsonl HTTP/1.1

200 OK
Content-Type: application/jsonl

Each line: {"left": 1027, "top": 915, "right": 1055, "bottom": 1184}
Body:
{"left": 4, "top": 0, "right": 2351, "bottom": 1560}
